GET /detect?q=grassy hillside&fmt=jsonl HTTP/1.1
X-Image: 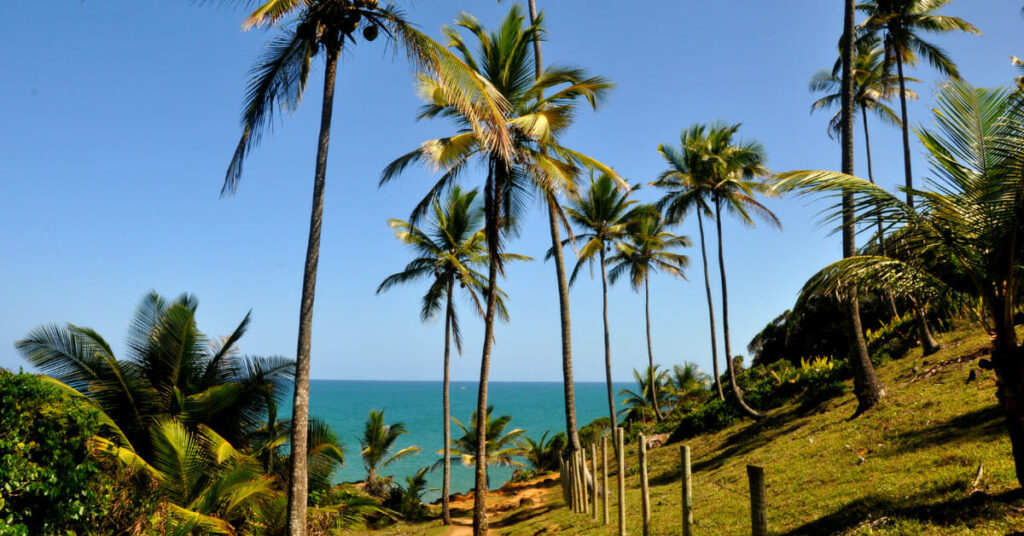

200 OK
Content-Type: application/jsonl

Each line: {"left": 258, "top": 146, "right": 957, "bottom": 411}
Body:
{"left": 381, "top": 326, "right": 1024, "bottom": 535}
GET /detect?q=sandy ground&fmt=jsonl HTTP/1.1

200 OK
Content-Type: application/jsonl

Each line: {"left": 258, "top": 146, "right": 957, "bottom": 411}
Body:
{"left": 440, "top": 473, "right": 560, "bottom": 535}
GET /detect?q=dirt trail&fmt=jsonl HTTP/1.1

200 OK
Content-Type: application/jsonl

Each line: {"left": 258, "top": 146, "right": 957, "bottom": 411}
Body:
{"left": 440, "top": 474, "right": 559, "bottom": 535}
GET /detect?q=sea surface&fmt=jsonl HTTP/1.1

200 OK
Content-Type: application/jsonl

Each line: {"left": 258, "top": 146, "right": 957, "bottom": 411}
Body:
{"left": 306, "top": 380, "right": 629, "bottom": 502}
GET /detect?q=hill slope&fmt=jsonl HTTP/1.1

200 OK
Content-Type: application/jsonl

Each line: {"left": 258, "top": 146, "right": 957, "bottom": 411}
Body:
{"left": 384, "top": 326, "right": 1024, "bottom": 535}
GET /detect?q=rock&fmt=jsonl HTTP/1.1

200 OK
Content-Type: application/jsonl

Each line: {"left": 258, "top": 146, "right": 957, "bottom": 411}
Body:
{"left": 645, "top": 433, "right": 669, "bottom": 450}
{"left": 966, "top": 369, "right": 978, "bottom": 384}
{"left": 519, "top": 496, "right": 537, "bottom": 507}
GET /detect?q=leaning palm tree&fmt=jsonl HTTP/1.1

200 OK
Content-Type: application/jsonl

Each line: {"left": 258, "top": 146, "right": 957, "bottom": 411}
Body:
{"left": 654, "top": 123, "right": 779, "bottom": 418}
{"left": 377, "top": 186, "right": 526, "bottom": 524}
{"left": 435, "top": 406, "right": 525, "bottom": 487}
{"left": 556, "top": 173, "right": 639, "bottom": 432}
{"left": 606, "top": 208, "right": 690, "bottom": 421}
{"left": 774, "top": 79, "right": 1024, "bottom": 487}
{"left": 360, "top": 409, "right": 420, "bottom": 498}
{"left": 220, "top": 3, "right": 512, "bottom": 531}
{"left": 857, "top": 0, "right": 980, "bottom": 208}
{"left": 16, "top": 291, "right": 294, "bottom": 459}
{"left": 380, "top": 8, "right": 615, "bottom": 532}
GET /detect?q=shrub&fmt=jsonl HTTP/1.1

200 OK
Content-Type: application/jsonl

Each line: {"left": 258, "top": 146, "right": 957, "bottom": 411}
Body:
{"left": 667, "top": 398, "right": 739, "bottom": 443}
{"left": 866, "top": 313, "right": 917, "bottom": 363}
{"left": 0, "top": 371, "right": 119, "bottom": 535}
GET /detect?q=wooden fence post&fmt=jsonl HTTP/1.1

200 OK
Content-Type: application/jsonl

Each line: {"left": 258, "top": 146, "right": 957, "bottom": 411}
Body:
{"left": 559, "top": 456, "right": 569, "bottom": 506}
{"left": 639, "top": 434, "right": 651, "bottom": 536}
{"left": 575, "top": 450, "right": 585, "bottom": 514}
{"left": 616, "top": 427, "right": 626, "bottom": 536}
{"left": 591, "top": 443, "right": 598, "bottom": 520}
{"left": 580, "top": 449, "right": 589, "bottom": 514}
{"left": 681, "top": 445, "right": 693, "bottom": 536}
{"left": 602, "top": 434, "right": 610, "bottom": 525}
{"left": 747, "top": 465, "right": 767, "bottom": 536}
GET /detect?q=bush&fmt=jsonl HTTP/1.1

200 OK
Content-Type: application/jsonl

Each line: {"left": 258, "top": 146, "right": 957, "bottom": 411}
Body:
{"left": 667, "top": 398, "right": 739, "bottom": 443}
{"left": 866, "top": 313, "right": 917, "bottom": 363}
{"left": 0, "top": 371, "right": 119, "bottom": 535}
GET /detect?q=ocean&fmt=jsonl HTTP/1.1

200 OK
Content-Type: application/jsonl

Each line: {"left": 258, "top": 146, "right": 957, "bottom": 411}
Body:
{"left": 306, "top": 380, "right": 630, "bottom": 501}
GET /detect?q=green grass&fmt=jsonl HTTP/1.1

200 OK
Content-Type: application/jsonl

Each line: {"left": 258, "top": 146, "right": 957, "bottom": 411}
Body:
{"left": 381, "top": 326, "right": 1024, "bottom": 535}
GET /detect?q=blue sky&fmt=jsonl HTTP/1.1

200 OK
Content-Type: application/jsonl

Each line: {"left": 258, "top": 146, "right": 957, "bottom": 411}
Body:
{"left": 0, "top": 1, "right": 1019, "bottom": 383}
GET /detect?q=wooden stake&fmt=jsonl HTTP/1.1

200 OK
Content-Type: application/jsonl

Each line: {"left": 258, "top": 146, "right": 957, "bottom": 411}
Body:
{"left": 747, "top": 465, "right": 767, "bottom": 536}
{"left": 591, "top": 442, "right": 598, "bottom": 520}
{"left": 602, "top": 434, "right": 610, "bottom": 525}
{"left": 581, "top": 449, "right": 590, "bottom": 514}
{"left": 617, "top": 427, "right": 626, "bottom": 536}
{"left": 681, "top": 445, "right": 693, "bottom": 536}
{"left": 639, "top": 434, "right": 651, "bottom": 536}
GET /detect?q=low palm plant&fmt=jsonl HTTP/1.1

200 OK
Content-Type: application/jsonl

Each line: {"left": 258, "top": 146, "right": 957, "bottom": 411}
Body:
{"left": 618, "top": 366, "right": 672, "bottom": 425}
{"left": 360, "top": 410, "right": 420, "bottom": 497}
{"left": 435, "top": 406, "right": 524, "bottom": 487}
{"left": 669, "top": 362, "right": 712, "bottom": 407}
{"left": 517, "top": 430, "right": 567, "bottom": 473}
{"left": 774, "top": 80, "right": 1024, "bottom": 487}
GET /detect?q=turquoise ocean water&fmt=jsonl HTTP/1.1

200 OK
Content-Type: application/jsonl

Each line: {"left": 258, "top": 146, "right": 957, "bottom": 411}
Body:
{"left": 306, "top": 380, "right": 628, "bottom": 502}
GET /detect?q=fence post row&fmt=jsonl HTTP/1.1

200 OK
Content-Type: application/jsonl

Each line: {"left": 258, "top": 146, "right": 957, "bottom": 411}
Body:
{"left": 681, "top": 445, "right": 693, "bottom": 536}
{"left": 747, "top": 465, "right": 767, "bottom": 536}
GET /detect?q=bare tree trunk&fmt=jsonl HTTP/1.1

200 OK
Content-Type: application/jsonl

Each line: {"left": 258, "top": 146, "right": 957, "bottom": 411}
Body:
{"left": 990, "top": 295, "right": 1024, "bottom": 488}
{"left": 714, "top": 199, "right": 763, "bottom": 418}
{"left": 697, "top": 211, "right": 726, "bottom": 401}
{"left": 842, "top": 0, "right": 885, "bottom": 416}
{"left": 863, "top": 106, "right": 901, "bottom": 320}
{"left": 286, "top": 38, "right": 341, "bottom": 536}
{"left": 645, "top": 278, "right": 662, "bottom": 421}
{"left": 600, "top": 246, "right": 618, "bottom": 434}
{"left": 473, "top": 162, "right": 503, "bottom": 535}
{"left": 911, "top": 301, "right": 941, "bottom": 356}
{"left": 525, "top": 0, "right": 581, "bottom": 455}
{"left": 442, "top": 275, "right": 454, "bottom": 525}
{"left": 896, "top": 50, "right": 914, "bottom": 208}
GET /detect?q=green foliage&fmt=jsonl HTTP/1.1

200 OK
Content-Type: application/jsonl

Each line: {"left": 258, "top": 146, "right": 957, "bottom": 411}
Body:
{"left": 668, "top": 398, "right": 739, "bottom": 443}
{"left": 361, "top": 410, "right": 420, "bottom": 498}
{"left": 865, "top": 313, "right": 917, "bottom": 363}
{"left": 517, "top": 431, "right": 566, "bottom": 473}
{"left": 384, "top": 467, "right": 430, "bottom": 521}
{"left": 0, "top": 371, "right": 138, "bottom": 535}
{"left": 577, "top": 417, "right": 611, "bottom": 450}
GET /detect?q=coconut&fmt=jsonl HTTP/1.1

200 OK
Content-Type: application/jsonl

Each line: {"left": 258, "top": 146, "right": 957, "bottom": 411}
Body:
{"left": 362, "top": 24, "right": 378, "bottom": 41}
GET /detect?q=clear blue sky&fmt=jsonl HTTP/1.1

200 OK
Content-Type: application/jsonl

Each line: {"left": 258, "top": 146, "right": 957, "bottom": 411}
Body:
{"left": 1, "top": 1, "right": 1019, "bottom": 382}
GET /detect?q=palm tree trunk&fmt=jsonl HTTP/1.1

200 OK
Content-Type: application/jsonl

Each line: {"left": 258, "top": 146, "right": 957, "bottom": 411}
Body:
{"left": 911, "top": 300, "right": 940, "bottom": 356}
{"left": 843, "top": 1, "right": 885, "bottom": 416}
{"left": 286, "top": 38, "right": 340, "bottom": 536}
{"left": 645, "top": 278, "right": 662, "bottom": 421}
{"left": 714, "top": 199, "right": 762, "bottom": 419}
{"left": 896, "top": 50, "right": 914, "bottom": 208}
{"left": 990, "top": 295, "right": 1024, "bottom": 488}
{"left": 600, "top": 246, "right": 618, "bottom": 434}
{"left": 473, "top": 161, "right": 503, "bottom": 536}
{"left": 863, "top": 107, "right": 901, "bottom": 320}
{"left": 442, "top": 275, "right": 454, "bottom": 525}
{"left": 524, "top": 0, "right": 582, "bottom": 455}
{"left": 696, "top": 211, "right": 726, "bottom": 401}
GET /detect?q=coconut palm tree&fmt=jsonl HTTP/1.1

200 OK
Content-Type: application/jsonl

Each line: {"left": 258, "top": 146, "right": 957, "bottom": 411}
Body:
{"left": 857, "top": 0, "right": 980, "bottom": 208}
{"left": 16, "top": 292, "right": 294, "bottom": 459}
{"left": 219, "top": 3, "right": 512, "bottom": 531}
{"left": 842, "top": 0, "right": 888, "bottom": 414}
{"left": 359, "top": 409, "right": 420, "bottom": 498}
{"left": 618, "top": 366, "right": 672, "bottom": 425}
{"left": 774, "top": 79, "right": 1024, "bottom": 487}
{"left": 377, "top": 186, "right": 526, "bottom": 524}
{"left": 555, "top": 173, "right": 639, "bottom": 432}
{"left": 435, "top": 405, "right": 525, "bottom": 487}
{"left": 653, "top": 123, "right": 778, "bottom": 418}
{"left": 380, "top": 8, "right": 615, "bottom": 532}
{"left": 669, "top": 362, "right": 712, "bottom": 407}
{"left": 517, "top": 430, "right": 567, "bottom": 473}
{"left": 606, "top": 208, "right": 690, "bottom": 421}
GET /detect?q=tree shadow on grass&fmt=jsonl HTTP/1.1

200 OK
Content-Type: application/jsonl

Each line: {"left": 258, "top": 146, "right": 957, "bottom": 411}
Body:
{"left": 781, "top": 483, "right": 1024, "bottom": 535}
{"left": 887, "top": 405, "right": 1003, "bottom": 457}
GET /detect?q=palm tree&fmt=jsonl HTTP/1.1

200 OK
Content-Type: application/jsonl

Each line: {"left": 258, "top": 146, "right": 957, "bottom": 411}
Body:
{"left": 377, "top": 186, "right": 526, "bottom": 524}
{"left": 556, "top": 173, "right": 639, "bottom": 432}
{"left": 774, "top": 79, "right": 1024, "bottom": 487}
{"left": 359, "top": 410, "right": 420, "bottom": 498}
{"left": 16, "top": 291, "right": 294, "bottom": 459}
{"left": 654, "top": 123, "right": 778, "bottom": 418}
{"left": 607, "top": 208, "right": 690, "bottom": 421}
{"left": 842, "top": 0, "right": 887, "bottom": 414}
{"left": 857, "top": 0, "right": 980, "bottom": 208}
{"left": 669, "top": 362, "right": 712, "bottom": 407}
{"left": 435, "top": 405, "right": 525, "bottom": 487}
{"left": 618, "top": 366, "right": 672, "bottom": 425}
{"left": 518, "top": 430, "right": 567, "bottom": 473}
{"left": 380, "top": 8, "right": 615, "bottom": 532}
{"left": 220, "top": 3, "right": 512, "bottom": 531}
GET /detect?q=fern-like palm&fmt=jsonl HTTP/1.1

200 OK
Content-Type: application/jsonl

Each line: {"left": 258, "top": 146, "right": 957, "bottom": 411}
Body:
{"left": 360, "top": 409, "right": 420, "bottom": 497}
{"left": 435, "top": 405, "right": 525, "bottom": 487}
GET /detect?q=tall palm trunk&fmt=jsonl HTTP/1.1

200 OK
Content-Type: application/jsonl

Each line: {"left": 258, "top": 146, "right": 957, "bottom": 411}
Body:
{"left": 895, "top": 50, "right": 914, "bottom": 208}
{"left": 442, "top": 275, "right": 454, "bottom": 525}
{"left": 990, "top": 294, "right": 1024, "bottom": 487}
{"left": 286, "top": 38, "right": 340, "bottom": 536}
{"left": 714, "top": 199, "right": 762, "bottom": 419}
{"left": 599, "top": 246, "right": 618, "bottom": 434}
{"left": 525, "top": 0, "right": 581, "bottom": 455}
{"left": 645, "top": 278, "right": 663, "bottom": 421}
{"left": 696, "top": 211, "right": 726, "bottom": 401}
{"left": 473, "top": 162, "right": 504, "bottom": 536}
{"left": 843, "top": 0, "right": 885, "bottom": 416}
{"left": 863, "top": 107, "right": 901, "bottom": 319}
